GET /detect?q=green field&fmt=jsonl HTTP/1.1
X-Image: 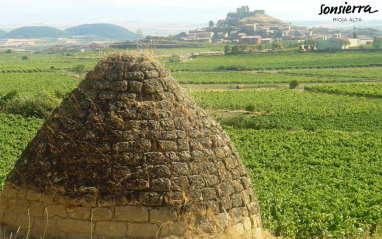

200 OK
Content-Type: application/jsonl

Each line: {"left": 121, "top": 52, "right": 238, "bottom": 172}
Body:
{"left": 0, "top": 113, "right": 42, "bottom": 184}
{"left": 167, "top": 51, "right": 382, "bottom": 71}
{"left": 1, "top": 49, "right": 382, "bottom": 238}
{"left": 282, "top": 68, "right": 382, "bottom": 79}
{"left": 0, "top": 72, "right": 80, "bottom": 97}
{"left": 305, "top": 83, "right": 382, "bottom": 98}
{"left": 173, "top": 71, "right": 370, "bottom": 84}
{"left": 228, "top": 128, "right": 382, "bottom": 238}
{"left": 0, "top": 52, "right": 101, "bottom": 72}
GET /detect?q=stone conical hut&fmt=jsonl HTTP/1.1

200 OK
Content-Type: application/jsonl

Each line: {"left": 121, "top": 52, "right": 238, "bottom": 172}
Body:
{"left": 0, "top": 53, "right": 262, "bottom": 238}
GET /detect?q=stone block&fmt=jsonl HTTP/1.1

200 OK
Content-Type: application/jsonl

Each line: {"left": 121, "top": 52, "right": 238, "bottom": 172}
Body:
{"left": 158, "top": 140, "right": 178, "bottom": 152}
{"left": 202, "top": 188, "right": 217, "bottom": 200}
{"left": 216, "top": 213, "right": 230, "bottom": 230}
{"left": 143, "top": 79, "right": 163, "bottom": 94}
{"left": 144, "top": 70, "right": 159, "bottom": 79}
{"left": 204, "top": 175, "right": 219, "bottom": 187}
{"left": 247, "top": 202, "right": 259, "bottom": 216}
{"left": 231, "top": 193, "right": 243, "bottom": 208}
{"left": 91, "top": 207, "right": 113, "bottom": 221}
{"left": 150, "top": 207, "right": 178, "bottom": 223}
{"left": 152, "top": 165, "right": 171, "bottom": 178}
{"left": 241, "top": 190, "right": 251, "bottom": 205}
{"left": 14, "top": 213, "right": 34, "bottom": 230}
{"left": 117, "top": 92, "right": 136, "bottom": 101}
{"left": 98, "top": 197, "right": 116, "bottom": 207}
{"left": 32, "top": 216, "right": 57, "bottom": 235}
{"left": 17, "top": 189, "right": 27, "bottom": 199}
{"left": 0, "top": 197, "right": 7, "bottom": 212}
{"left": 232, "top": 180, "right": 244, "bottom": 193}
{"left": 186, "top": 189, "right": 202, "bottom": 201}
{"left": 46, "top": 205, "right": 67, "bottom": 218}
{"left": 243, "top": 216, "right": 252, "bottom": 231}
{"left": 219, "top": 197, "right": 232, "bottom": 211}
{"left": 229, "top": 208, "right": 243, "bottom": 223}
{"left": 171, "top": 163, "right": 189, "bottom": 176}
{"left": 228, "top": 223, "right": 245, "bottom": 235}
{"left": 250, "top": 213, "right": 262, "bottom": 228}
{"left": 171, "top": 176, "right": 189, "bottom": 191}
{"left": 151, "top": 178, "right": 171, "bottom": 191}
{"left": 29, "top": 201, "right": 45, "bottom": 217}
{"left": 125, "top": 179, "right": 150, "bottom": 190}
{"left": 98, "top": 90, "right": 117, "bottom": 100}
{"left": 126, "top": 71, "right": 145, "bottom": 81}
{"left": 68, "top": 207, "right": 91, "bottom": 220}
{"left": 160, "top": 221, "right": 188, "bottom": 237}
{"left": 241, "top": 177, "right": 252, "bottom": 189}
{"left": 139, "top": 192, "right": 163, "bottom": 206}
{"left": 2, "top": 212, "right": 17, "bottom": 226}
{"left": 115, "top": 206, "right": 148, "bottom": 222}
{"left": 188, "top": 175, "right": 205, "bottom": 188}
{"left": 56, "top": 218, "right": 93, "bottom": 233}
{"left": 2, "top": 185, "right": 19, "bottom": 198}
{"left": 177, "top": 139, "right": 189, "bottom": 151}
{"left": 144, "top": 152, "right": 166, "bottom": 165}
{"left": 95, "top": 80, "right": 110, "bottom": 90}
{"left": 40, "top": 193, "right": 55, "bottom": 205}
{"left": 15, "top": 198, "right": 30, "bottom": 213}
{"left": 7, "top": 198, "right": 17, "bottom": 211}
{"left": 189, "top": 163, "right": 203, "bottom": 174}
{"left": 163, "top": 191, "right": 184, "bottom": 205}
{"left": 95, "top": 221, "right": 127, "bottom": 237}
{"left": 111, "top": 80, "right": 128, "bottom": 92}
{"left": 127, "top": 223, "right": 159, "bottom": 238}
{"left": 160, "top": 119, "right": 175, "bottom": 131}
{"left": 129, "top": 81, "right": 143, "bottom": 93}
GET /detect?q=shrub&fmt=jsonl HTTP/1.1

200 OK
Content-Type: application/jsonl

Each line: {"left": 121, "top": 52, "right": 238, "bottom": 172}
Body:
{"left": 22, "top": 56, "right": 29, "bottom": 60}
{"left": 50, "top": 66, "right": 55, "bottom": 71}
{"left": 289, "top": 80, "right": 299, "bottom": 89}
{"left": 245, "top": 104, "right": 256, "bottom": 112}
{"left": 0, "top": 90, "right": 19, "bottom": 107}
{"left": 55, "top": 89, "right": 69, "bottom": 99}
{"left": 72, "top": 64, "right": 85, "bottom": 73}
{"left": 4, "top": 96, "right": 55, "bottom": 118}
{"left": 168, "top": 55, "right": 181, "bottom": 63}
{"left": 5, "top": 49, "right": 13, "bottom": 53}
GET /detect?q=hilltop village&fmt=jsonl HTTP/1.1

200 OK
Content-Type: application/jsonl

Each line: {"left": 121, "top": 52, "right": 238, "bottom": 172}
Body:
{"left": 174, "top": 6, "right": 375, "bottom": 50}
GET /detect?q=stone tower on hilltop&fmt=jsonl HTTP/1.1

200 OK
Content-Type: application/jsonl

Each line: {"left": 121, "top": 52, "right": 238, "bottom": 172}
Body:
{"left": 0, "top": 53, "right": 262, "bottom": 238}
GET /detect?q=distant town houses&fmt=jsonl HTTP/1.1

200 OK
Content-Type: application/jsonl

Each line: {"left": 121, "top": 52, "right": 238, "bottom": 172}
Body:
{"left": 175, "top": 6, "right": 376, "bottom": 50}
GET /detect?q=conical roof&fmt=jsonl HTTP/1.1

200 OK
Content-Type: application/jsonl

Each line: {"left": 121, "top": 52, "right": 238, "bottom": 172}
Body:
{"left": 0, "top": 53, "right": 262, "bottom": 238}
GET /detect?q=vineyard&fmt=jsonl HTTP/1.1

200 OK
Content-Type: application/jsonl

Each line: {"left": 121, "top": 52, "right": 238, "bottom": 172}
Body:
{"left": 190, "top": 90, "right": 382, "bottom": 133}
{"left": 167, "top": 51, "right": 382, "bottom": 71}
{"left": 305, "top": 83, "right": 382, "bottom": 98}
{"left": 0, "top": 52, "right": 101, "bottom": 72}
{"left": 1, "top": 49, "right": 382, "bottom": 238}
{"left": 0, "top": 72, "right": 80, "bottom": 97}
{"left": 282, "top": 68, "right": 382, "bottom": 79}
{"left": 0, "top": 113, "right": 42, "bottom": 183}
{"left": 173, "top": 71, "right": 369, "bottom": 84}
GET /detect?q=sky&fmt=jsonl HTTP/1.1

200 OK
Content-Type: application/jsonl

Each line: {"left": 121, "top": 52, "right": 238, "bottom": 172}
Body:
{"left": 0, "top": 0, "right": 381, "bottom": 33}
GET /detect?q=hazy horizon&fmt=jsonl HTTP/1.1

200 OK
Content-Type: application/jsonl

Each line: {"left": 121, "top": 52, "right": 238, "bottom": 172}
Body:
{"left": 1, "top": 0, "right": 381, "bottom": 35}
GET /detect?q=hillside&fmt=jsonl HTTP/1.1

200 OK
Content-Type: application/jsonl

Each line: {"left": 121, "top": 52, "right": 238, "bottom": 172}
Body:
{"left": 5, "top": 26, "right": 68, "bottom": 38}
{"left": 0, "top": 30, "right": 6, "bottom": 38}
{"left": 240, "top": 13, "right": 285, "bottom": 25}
{"left": 65, "top": 23, "right": 136, "bottom": 41}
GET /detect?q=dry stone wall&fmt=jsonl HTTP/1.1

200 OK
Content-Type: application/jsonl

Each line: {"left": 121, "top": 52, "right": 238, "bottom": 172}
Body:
{"left": 0, "top": 53, "right": 262, "bottom": 238}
